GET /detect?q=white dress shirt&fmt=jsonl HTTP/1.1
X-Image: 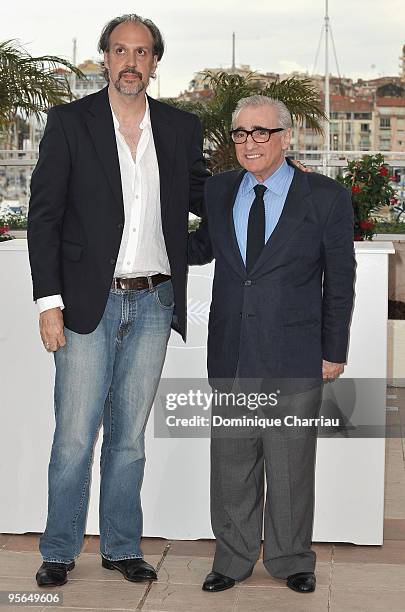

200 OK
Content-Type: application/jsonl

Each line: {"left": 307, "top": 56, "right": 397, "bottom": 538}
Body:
{"left": 37, "top": 95, "right": 170, "bottom": 314}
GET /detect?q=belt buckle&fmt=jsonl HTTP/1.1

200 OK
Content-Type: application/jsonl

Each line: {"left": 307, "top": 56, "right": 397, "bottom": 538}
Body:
{"left": 112, "top": 277, "right": 126, "bottom": 290}
{"left": 147, "top": 276, "right": 154, "bottom": 291}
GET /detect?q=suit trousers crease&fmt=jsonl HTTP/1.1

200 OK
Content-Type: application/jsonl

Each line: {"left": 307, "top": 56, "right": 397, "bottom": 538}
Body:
{"left": 210, "top": 385, "right": 322, "bottom": 580}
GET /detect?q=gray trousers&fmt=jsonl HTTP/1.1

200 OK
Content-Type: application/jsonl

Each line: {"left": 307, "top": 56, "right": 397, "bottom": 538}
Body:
{"left": 210, "top": 384, "right": 322, "bottom": 580}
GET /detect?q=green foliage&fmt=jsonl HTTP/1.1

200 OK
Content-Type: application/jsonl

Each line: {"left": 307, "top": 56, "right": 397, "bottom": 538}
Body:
{"left": 166, "top": 71, "right": 325, "bottom": 173}
{"left": 188, "top": 216, "right": 201, "bottom": 232}
{"left": 0, "top": 212, "right": 27, "bottom": 229}
{"left": 0, "top": 234, "right": 13, "bottom": 242}
{"left": 0, "top": 220, "right": 13, "bottom": 241}
{"left": 375, "top": 220, "right": 405, "bottom": 234}
{"left": 263, "top": 77, "right": 325, "bottom": 132}
{"left": 0, "top": 39, "right": 84, "bottom": 125}
{"left": 337, "top": 153, "right": 397, "bottom": 240}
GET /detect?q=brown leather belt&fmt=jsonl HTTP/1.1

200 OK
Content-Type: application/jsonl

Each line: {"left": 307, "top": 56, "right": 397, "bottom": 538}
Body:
{"left": 111, "top": 274, "right": 170, "bottom": 291}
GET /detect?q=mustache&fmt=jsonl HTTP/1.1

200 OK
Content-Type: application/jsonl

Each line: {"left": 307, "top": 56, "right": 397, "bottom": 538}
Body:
{"left": 119, "top": 68, "right": 143, "bottom": 80}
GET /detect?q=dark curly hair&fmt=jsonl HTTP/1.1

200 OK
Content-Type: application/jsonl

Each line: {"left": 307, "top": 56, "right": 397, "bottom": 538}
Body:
{"left": 98, "top": 14, "right": 164, "bottom": 81}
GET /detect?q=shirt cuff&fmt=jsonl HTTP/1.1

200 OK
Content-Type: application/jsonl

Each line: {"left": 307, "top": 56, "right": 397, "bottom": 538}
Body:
{"left": 36, "top": 295, "right": 65, "bottom": 314}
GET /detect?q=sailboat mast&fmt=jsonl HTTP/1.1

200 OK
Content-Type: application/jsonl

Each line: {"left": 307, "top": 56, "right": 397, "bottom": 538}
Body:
{"left": 324, "top": 0, "right": 330, "bottom": 176}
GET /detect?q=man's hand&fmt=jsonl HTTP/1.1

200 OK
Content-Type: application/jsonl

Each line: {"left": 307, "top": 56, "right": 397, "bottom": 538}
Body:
{"left": 322, "top": 360, "right": 344, "bottom": 381}
{"left": 39, "top": 307, "right": 66, "bottom": 352}
{"left": 290, "top": 159, "right": 313, "bottom": 173}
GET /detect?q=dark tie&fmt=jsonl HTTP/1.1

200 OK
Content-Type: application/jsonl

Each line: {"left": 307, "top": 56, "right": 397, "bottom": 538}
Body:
{"left": 246, "top": 184, "right": 267, "bottom": 273}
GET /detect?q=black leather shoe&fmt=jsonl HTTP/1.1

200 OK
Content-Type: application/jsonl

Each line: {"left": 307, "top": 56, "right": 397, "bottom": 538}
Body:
{"left": 287, "top": 572, "right": 316, "bottom": 593}
{"left": 101, "top": 557, "right": 157, "bottom": 582}
{"left": 202, "top": 571, "right": 235, "bottom": 592}
{"left": 36, "top": 561, "right": 75, "bottom": 587}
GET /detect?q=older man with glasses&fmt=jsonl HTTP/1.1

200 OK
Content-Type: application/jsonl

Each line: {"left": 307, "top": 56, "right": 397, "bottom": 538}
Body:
{"left": 188, "top": 95, "right": 355, "bottom": 595}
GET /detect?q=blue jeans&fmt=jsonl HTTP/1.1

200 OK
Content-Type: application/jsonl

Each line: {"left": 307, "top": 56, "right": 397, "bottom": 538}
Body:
{"left": 40, "top": 280, "right": 174, "bottom": 563}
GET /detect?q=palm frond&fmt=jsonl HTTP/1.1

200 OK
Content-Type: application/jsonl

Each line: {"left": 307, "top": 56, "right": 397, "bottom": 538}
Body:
{"left": 263, "top": 77, "right": 325, "bottom": 132}
{"left": 0, "top": 39, "right": 85, "bottom": 124}
{"left": 165, "top": 70, "right": 325, "bottom": 172}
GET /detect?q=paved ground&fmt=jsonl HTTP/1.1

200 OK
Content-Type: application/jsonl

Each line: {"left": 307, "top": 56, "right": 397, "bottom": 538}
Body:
{"left": 1, "top": 388, "right": 404, "bottom": 611}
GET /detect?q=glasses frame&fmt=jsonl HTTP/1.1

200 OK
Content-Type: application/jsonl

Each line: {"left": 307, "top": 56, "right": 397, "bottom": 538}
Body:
{"left": 230, "top": 127, "right": 285, "bottom": 144}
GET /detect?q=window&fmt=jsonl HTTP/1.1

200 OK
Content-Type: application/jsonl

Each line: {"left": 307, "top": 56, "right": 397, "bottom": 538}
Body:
{"left": 361, "top": 124, "right": 370, "bottom": 133}
{"left": 380, "top": 138, "right": 391, "bottom": 151}
{"left": 380, "top": 117, "right": 391, "bottom": 128}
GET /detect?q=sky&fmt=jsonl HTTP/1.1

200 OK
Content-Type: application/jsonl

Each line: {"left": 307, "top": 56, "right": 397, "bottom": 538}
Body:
{"left": 2, "top": 0, "right": 405, "bottom": 98}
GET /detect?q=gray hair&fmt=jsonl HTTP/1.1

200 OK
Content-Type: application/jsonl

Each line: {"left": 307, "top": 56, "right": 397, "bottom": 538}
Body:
{"left": 98, "top": 14, "right": 165, "bottom": 81}
{"left": 232, "top": 95, "right": 292, "bottom": 129}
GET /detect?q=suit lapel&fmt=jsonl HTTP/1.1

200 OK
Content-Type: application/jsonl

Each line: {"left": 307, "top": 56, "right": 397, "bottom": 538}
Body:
{"left": 219, "top": 163, "right": 312, "bottom": 278}
{"left": 85, "top": 87, "right": 123, "bottom": 211}
{"left": 250, "top": 165, "right": 312, "bottom": 275}
{"left": 148, "top": 96, "right": 176, "bottom": 223}
{"left": 216, "top": 169, "right": 247, "bottom": 277}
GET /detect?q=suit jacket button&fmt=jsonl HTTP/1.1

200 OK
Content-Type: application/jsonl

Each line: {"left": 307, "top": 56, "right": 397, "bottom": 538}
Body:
{"left": 117, "top": 223, "right": 123, "bottom": 229}
{"left": 244, "top": 280, "right": 252, "bottom": 286}
{"left": 110, "top": 258, "right": 116, "bottom": 264}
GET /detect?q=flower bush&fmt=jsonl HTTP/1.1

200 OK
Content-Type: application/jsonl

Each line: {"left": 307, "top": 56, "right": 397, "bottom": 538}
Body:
{"left": 337, "top": 153, "right": 397, "bottom": 240}
{"left": 0, "top": 223, "right": 13, "bottom": 242}
{"left": 0, "top": 212, "right": 27, "bottom": 229}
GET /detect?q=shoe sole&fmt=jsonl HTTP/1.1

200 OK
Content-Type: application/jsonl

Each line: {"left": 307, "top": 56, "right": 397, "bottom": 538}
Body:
{"left": 287, "top": 584, "right": 316, "bottom": 593}
{"left": 37, "top": 578, "right": 68, "bottom": 588}
{"left": 202, "top": 583, "right": 235, "bottom": 593}
{"left": 102, "top": 558, "right": 157, "bottom": 582}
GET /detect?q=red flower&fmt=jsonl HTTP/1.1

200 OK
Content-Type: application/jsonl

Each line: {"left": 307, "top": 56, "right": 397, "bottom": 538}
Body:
{"left": 359, "top": 220, "right": 374, "bottom": 230}
{"left": 390, "top": 197, "right": 398, "bottom": 205}
{"left": 378, "top": 166, "right": 389, "bottom": 176}
{"left": 354, "top": 234, "right": 363, "bottom": 241}
{"left": 389, "top": 175, "right": 397, "bottom": 181}
{"left": 352, "top": 184, "right": 361, "bottom": 193}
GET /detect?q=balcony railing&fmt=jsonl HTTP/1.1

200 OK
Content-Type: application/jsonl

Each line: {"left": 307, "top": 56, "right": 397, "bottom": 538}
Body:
{"left": 288, "top": 150, "right": 405, "bottom": 169}
{"left": 0, "top": 150, "right": 404, "bottom": 219}
{"left": 0, "top": 150, "right": 38, "bottom": 166}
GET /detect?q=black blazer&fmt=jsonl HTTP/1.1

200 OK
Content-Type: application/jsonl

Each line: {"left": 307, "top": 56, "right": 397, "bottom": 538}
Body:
{"left": 28, "top": 87, "right": 209, "bottom": 338}
{"left": 188, "top": 160, "right": 355, "bottom": 384}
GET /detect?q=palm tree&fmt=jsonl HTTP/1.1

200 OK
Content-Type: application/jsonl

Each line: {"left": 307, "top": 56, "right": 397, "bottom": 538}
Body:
{"left": 0, "top": 39, "right": 84, "bottom": 144}
{"left": 166, "top": 71, "right": 325, "bottom": 173}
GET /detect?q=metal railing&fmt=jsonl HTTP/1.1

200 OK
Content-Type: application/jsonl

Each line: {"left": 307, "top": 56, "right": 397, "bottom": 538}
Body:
{"left": 0, "top": 149, "right": 404, "bottom": 219}
{"left": 1, "top": 148, "right": 405, "bottom": 167}
{"left": 288, "top": 150, "right": 405, "bottom": 168}
{"left": 0, "top": 150, "right": 38, "bottom": 166}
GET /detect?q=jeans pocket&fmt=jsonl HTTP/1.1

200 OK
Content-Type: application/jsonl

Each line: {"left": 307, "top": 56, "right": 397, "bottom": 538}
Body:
{"left": 154, "top": 280, "right": 175, "bottom": 309}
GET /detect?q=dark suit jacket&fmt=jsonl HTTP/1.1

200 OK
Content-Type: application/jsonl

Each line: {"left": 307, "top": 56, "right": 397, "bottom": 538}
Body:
{"left": 188, "top": 160, "right": 355, "bottom": 385}
{"left": 28, "top": 86, "right": 209, "bottom": 338}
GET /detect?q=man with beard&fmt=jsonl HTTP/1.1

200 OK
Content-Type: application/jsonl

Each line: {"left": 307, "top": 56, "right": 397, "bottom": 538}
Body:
{"left": 28, "top": 14, "right": 209, "bottom": 586}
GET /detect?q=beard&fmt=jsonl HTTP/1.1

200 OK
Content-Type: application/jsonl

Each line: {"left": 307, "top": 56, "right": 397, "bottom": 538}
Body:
{"left": 113, "top": 69, "right": 146, "bottom": 97}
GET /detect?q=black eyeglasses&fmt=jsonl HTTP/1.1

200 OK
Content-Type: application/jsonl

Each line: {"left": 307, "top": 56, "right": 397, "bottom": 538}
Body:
{"left": 230, "top": 127, "right": 284, "bottom": 144}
